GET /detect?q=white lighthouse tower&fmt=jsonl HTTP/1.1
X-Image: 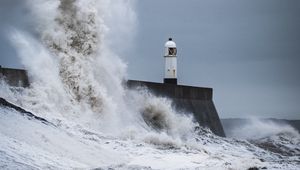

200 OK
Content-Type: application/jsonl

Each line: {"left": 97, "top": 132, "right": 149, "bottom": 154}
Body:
{"left": 164, "top": 38, "right": 177, "bottom": 84}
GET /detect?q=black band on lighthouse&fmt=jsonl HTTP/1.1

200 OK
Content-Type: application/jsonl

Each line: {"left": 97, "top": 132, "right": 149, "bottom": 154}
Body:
{"left": 164, "top": 78, "right": 177, "bottom": 84}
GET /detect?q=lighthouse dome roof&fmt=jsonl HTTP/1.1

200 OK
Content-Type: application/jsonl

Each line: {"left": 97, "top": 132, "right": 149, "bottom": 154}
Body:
{"left": 165, "top": 38, "right": 176, "bottom": 48}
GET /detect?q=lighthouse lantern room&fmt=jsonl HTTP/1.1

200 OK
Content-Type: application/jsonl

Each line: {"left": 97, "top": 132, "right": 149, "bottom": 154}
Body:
{"left": 164, "top": 38, "right": 177, "bottom": 84}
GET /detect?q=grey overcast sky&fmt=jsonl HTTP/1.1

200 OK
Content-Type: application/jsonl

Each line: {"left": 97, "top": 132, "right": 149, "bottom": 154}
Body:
{"left": 0, "top": 0, "right": 300, "bottom": 119}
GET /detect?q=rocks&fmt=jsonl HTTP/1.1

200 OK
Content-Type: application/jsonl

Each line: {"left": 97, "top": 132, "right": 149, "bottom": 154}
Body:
{"left": 0, "top": 97, "right": 52, "bottom": 126}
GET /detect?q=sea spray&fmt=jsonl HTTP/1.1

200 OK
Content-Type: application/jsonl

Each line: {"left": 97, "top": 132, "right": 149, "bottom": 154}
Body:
{"left": 227, "top": 118, "right": 300, "bottom": 140}
{"left": 226, "top": 118, "right": 300, "bottom": 157}
{"left": 7, "top": 0, "right": 199, "bottom": 141}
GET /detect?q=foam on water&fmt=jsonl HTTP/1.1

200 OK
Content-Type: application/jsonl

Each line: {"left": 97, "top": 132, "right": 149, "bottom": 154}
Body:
{"left": 228, "top": 118, "right": 300, "bottom": 140}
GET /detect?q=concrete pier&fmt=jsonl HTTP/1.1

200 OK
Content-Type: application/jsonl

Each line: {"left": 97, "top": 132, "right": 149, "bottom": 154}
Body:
{"left": 0, "top": 67, "right": 225, "bottom": 137}
{"left": 127, "top": 80, "right": 225, "bottom": 137}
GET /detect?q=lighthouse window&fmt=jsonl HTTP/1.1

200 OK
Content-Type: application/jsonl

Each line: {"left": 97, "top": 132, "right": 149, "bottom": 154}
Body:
{"left": 168, "top": 48, "right": 177, "bottom": 55}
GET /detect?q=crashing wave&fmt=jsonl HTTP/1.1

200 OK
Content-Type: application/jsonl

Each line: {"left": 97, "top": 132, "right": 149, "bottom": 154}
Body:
{"left": 0, "top": 0, "right": 299, "bottom": 169}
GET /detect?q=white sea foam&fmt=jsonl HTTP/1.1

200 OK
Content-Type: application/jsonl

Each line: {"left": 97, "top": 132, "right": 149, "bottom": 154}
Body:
{"left": 228, "top": 118, "right": 300, "bottom": 140}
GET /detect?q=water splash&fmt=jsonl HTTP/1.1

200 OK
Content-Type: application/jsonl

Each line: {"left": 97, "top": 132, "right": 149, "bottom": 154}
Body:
{"left": 7, "top": 0, "right": 198, "bottom": 141}
{"left": 228, "top": 118, "right": 300, "bottom": 140}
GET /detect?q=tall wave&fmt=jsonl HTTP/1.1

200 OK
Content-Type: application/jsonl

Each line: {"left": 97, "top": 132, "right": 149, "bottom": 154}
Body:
{"left": 6, "top": 0, "right": 198, "bottom": 140}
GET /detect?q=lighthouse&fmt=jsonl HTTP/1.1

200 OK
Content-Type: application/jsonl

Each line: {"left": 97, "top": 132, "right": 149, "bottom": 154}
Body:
{"left": 164, "top": 38, "right": 177, "bottom": 84}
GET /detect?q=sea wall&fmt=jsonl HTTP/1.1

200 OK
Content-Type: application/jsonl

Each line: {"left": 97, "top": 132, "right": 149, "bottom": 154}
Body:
{"left": 0, "top": 67, "right": 225, "bottom": 137}
{"left": 127, "top": 80, "right": 225, "bottom": 137}
{"left": 0, "top": 67, "right": 29, "bottom": 87}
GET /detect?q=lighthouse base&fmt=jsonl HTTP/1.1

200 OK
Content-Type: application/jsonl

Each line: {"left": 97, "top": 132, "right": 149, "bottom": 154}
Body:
{"left": 164, "top": 78, "right": 177, "bottom": 85}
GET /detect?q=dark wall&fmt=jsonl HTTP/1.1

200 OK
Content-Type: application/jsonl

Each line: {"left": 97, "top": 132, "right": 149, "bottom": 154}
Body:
{"left": 0, "top": 67, "right": 225, "bottom": 137}
{"left": 0, "top": 67, "right": 29, "bottom": 87}
{"left": 127, "top": 80, "right": 225, "bottom": 137}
